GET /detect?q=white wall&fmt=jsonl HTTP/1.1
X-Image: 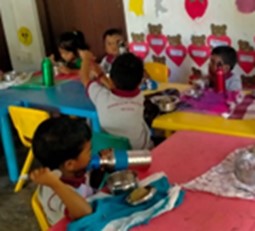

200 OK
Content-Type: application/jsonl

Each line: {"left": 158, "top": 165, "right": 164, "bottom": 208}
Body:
{"left": 0, "top": 0, "right": 45, "bottom": 71}
{"left": 123, "top": 0, "right": 255, "bottom": 82}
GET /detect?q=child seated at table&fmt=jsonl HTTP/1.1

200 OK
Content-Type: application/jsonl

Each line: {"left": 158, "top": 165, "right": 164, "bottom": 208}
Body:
{"left": 79, "top": 50, "right": 151, "bottom": 149}
{"left": 194, "top": 46, "right": 242, "bottom": 91}
{"left": 208, "top": 46, "right": 242, "bottom": 92}
{"left": 30, "top": 117, "right": 93, "bottom": 226}
{"left": 100, "top": 28, "right": 126, "bottom": 74}
{"left": 51, "top": 30, "right": 89, "bottom": 75}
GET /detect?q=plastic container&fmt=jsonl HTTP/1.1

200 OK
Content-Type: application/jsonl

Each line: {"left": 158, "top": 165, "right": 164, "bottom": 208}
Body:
{"left": 42, "top": 58, "right": 54, "bottom": 86}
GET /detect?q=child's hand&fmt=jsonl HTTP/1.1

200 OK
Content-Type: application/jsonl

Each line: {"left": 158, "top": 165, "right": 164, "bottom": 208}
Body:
{"left": 30, "top": 168, "right": 61, "bottom": 188}
{"left": 49, "top": 54, "right": 56, "bottom": 64}
{"left": 58, "top": 66, "right": 71, "bottom": 74}
{"left": 78, "top": 50, "right": 95, "bottom": 61}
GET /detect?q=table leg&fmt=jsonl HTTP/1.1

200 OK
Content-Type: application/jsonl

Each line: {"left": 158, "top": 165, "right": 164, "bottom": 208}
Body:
{"left": 91, "top": 116, "right": 101, "bottom": 133}
{"left": 0, "top": 114, "right": 19, "bottom": 182}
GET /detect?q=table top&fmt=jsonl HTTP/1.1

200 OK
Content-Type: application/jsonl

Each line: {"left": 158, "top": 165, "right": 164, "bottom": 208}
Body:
{"left": 151, "top": 83, "right": 255, "bottom": 138}
{"left": 51, "top": 131, "right": 255, "bottom": 231}
{"left": 0, "top": 80, "right": 96, "bottom": 116}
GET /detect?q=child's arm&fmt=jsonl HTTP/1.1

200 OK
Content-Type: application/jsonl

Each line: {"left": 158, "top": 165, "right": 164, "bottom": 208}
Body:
{"left": 79, "top": 50, "right": 113, "bottom": 89}
{"left": 30, "top": 168, "right": 92, "bottom": 220}
{"left": 58, "top": 66, "right": 80, "bottom": 75}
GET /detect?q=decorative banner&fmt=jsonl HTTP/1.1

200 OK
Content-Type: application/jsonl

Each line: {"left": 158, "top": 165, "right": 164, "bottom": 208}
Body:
{"left": 166, "top": 35, "right": 187, "bottom": 66}
{"left": 129, "top": 33, "right": 149, "bottom": 59}
{"left": 147, "top": 24, "right": 167, "bottom": 55}
{"left": 237, "top": 50, "right": 255, "bottom": 74}
{"left": 207, "top": 24, "right": 232, "bottom": 48}
{"left": 17, "top": 27, "right": 33, "bottom": 46}
{"left": 189, "top": 67, "right": 202, "bottom": 84}
{"left": 236, "top": 0, "right": 255, "bottom": 14}
{"left": 237, "top": 40, "right": 255, "bottom": 74}
{"left": 188, "top": 35, "right": 211, "bottom": 66}
{"left": 129, "top": 42, "right": 149, "bottom": 60}
{"left": 152, "top": 55, "right": 166, "bottom": 64}
{"left": 155, "top": 0, "right": 168, "bottom": 17}
{"left": 129, "top": 0, "right": 144, "bottom": 16}
{"left": 241, "top": 74, "right": 255, "bottom": 89}
{"left": 185, "top": 0, "right": 208, "bottom": 20}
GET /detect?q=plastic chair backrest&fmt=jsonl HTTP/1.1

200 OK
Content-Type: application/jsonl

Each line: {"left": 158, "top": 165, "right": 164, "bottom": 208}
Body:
{"left": 9, "top": 106, "right": 50, "bottom": 147}
{"left": 31, "top": 189, "right": 50, "bottom": 231}
{"left": 144, "top": 62, "right": 169, "bottom": 83}
{"left": 92, "top": 132, "right": 131, "bottom": 155}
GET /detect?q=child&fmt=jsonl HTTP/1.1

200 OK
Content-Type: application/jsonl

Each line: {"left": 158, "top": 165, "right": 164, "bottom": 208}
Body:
{"left": 100, "top": 28, "right": 126, "bottom": 74}
{"left": 30, "top": 117, "right": 93, "bottom": 225}
{"left": 208, "top": 46, "right": 242, "bottom": 92}
{"left": 80, "top": 51, "right": 151, "bottom": 149}
{"left": 51, "top": 30, "right": 89, "bottom": 75}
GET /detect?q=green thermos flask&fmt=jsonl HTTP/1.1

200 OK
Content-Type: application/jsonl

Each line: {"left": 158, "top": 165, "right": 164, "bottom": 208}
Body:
{"left": 42, "top": 58, "right": 54, "bottom": 86}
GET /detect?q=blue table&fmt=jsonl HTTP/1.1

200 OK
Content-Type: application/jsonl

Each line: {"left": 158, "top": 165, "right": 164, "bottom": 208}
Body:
{"left": 0, "top": 80, "right": 100, "bottom": 182}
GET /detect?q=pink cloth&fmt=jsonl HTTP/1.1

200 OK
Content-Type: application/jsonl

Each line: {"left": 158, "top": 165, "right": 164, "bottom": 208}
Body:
{"left": 181, "top": 89, "right": 229, "bottom": 115}
{"left": 51, "top": 131, "right": 255, "bottom": 231}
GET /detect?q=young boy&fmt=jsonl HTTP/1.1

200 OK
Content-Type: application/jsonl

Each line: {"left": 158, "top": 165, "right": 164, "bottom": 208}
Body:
{"left": 80, "top": 51, "right": 151, "bottom": 149}
{"left": 208, "top": 45, "right": 242, "bottom": 92}
{"left": 30, "top": 117, "right": 93, "bottom": 225}
{"left": 100, "top": 28, "right": 125, "bottom": 74}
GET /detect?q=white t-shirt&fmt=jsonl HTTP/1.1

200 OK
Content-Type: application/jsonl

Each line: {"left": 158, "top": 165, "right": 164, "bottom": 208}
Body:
{"left": 225, "top": 73, "right": 242, "bottom": 91}
{"left": 87, "top": 81, "right": 151, "bottom": 149}
{"left": 38, "top": 173, "right": 93, "bottom": 225}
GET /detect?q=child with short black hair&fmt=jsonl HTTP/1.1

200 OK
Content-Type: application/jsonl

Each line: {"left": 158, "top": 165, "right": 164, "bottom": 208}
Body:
{"left": 80, "top": 51, "right": 151, "bottom": 149}
{"left": 30, "top": 117, "right": 93, "bottom": 225}
{"left": 208, "top": 45, "right": 242, "bottom": 91}
{"left": 100, "top": 28, "right": 126, "bottom": 74}
{"left": 51, "top": 30, "right": 89, "bottom": 75}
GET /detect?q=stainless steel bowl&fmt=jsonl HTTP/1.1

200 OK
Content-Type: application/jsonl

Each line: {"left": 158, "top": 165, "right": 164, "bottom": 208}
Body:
{"left": 3, "top": 71, "right": 18, "bottom": 81}
{"left": 107, "top": 170, "right": 138, "bottom": 194}
{"left": 234, "top": 148, "right": 255, "bottom": 185}
{"left": 152, "top": 95, "right": 179, "bottom": 113}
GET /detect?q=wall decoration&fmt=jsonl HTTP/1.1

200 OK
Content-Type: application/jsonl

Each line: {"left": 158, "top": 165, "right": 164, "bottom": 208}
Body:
{"left": 166, "top": 34, "right": 187, "bottom": 66}
{"left": 147, "top": 24, "right": 167, "bottom": 55}
{"left": 152, "top": 55, "right": 166, "bottom": 64}
{"left": 188, "top": 35, "right": 211, "bottom": 66}
{"left": 237, "top": 40, "right": 255, "bottom": 74}
{"left": 129, "top": 33, "right": 149, "bottom": 59}
{"left": 185, "top": 0, "right": 208, "bottom": 20}
{"left": 17, "top": 27, "right": 33, "bottom": 46}
{"left": 241, "top": 74, "right": 255, "bottom": 89}
{"left": 129, "top": 0, "right": 144, "bottom": 16}
{"left": 155, "top": 0, "right": 168, "bottom": 17}
{"left": 207, "top": 24, "right": 232, "bottom": 48}
{"left": 236, "top": 0, "right": 255, "bottom": 14}
{"left": 189, "top": 67, "right": 202, "bottom": 84}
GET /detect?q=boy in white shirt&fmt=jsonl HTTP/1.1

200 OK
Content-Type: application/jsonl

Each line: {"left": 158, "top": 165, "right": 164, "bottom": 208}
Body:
{"left": 30, "top": 117, "right": 93, "bottom": 225}
{"left": 80, "top": 51, "right": 151, "bottom": 149}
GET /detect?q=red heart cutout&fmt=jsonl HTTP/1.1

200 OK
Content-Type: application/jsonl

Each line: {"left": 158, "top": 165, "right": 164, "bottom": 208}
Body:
{"left": 129, "top": 42, "right": 149, "bottom": 60}
{"left": 237, "top": 50, "right": 255, "bottom": 74}
{"left": 207, "top": 35, "right": 232, "bottom": 48}
{"left": 146, "top": 34, "right": 167, "bottom": 55}
{"left": 188, "top": 44, "right": 211, "bottom": 66}
{"left": 185, "top": 0, "right": 208, "bottom": 20}
{"left": 166, "top": 45, "right": 187, "bottom": 66}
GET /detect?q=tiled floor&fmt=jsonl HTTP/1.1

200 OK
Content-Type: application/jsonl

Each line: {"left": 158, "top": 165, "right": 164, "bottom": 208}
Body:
{"left": 0, "top": 133, "right": 39, "bottom": 231}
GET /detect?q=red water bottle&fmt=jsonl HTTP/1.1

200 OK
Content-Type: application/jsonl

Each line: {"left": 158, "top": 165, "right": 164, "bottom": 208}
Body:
{"left": 215, "top": 64, "right": 225, "bottom": 93}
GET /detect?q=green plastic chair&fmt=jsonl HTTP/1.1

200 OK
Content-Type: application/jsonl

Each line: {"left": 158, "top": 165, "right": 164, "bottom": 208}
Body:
{"left": 92, "top": 132, "right": 131, "bottom": 155}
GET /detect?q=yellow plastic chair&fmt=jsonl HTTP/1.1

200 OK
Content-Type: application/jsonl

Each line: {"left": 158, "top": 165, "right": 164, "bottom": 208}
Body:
{"left": 8, "top": 106, "right": 50, "bottom": 192}
{"left": 144, "top": 62, "right": 169, "bottom": 83}
{"left": 31, "top": 189, "right": 50, "bottom": 231}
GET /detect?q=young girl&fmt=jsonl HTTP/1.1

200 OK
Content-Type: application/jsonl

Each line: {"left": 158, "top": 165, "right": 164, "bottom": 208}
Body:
{"left": 51, "top": 30, "right": 89, "bottom": 75}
